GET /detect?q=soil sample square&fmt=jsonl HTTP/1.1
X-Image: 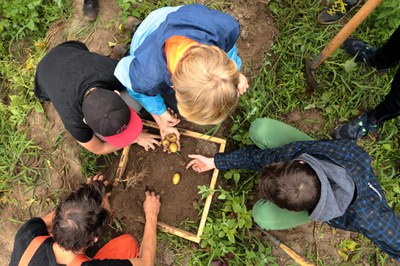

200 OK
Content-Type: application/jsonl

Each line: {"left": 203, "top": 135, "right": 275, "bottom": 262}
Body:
{"left": 112, "top": 121, "right": 226, "bottom": 242}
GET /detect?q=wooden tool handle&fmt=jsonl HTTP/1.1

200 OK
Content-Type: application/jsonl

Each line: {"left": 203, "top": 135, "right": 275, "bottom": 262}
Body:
{"left": 279, "top": 243, "right": 315, "bottom": 266}
{"left": 311, "top": 0, "right": 382, "bottom": 70}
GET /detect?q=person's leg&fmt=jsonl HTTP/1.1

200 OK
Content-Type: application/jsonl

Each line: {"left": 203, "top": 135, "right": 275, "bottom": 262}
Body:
{"left": 93, "top": 234, "right": 139, "bottom": 260}
{"left": 253, "top": 200, "right": 311, "bottom": 230}
{"left": 249, "top": 118, "right": 313, "bottom": 150}
{"left": 369, "top": 67, "right": 400, "bottom": 123}
{"left": 342, "top": 25, "right": 400, "bottom": 71}
{"left": 368, "top": 25, "right": 400, "bottom": 69}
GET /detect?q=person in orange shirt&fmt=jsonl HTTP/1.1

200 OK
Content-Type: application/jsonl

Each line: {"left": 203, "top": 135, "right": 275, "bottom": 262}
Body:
{"left": 11, "top": 175, "right": 160, "bottom": 266}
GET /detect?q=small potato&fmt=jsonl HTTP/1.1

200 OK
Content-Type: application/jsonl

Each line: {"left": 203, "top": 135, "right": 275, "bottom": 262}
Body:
{"left": 169, "top": 143, "right": 178, "bottom": 153}
{"left": 161, "top": 139, "right": 170, "bottom": 148}
{"left": 172, "top": 172, "right": 181, "bottom": 185}
{"left": 165, "top": 133, "right": 177, "bottom": 143}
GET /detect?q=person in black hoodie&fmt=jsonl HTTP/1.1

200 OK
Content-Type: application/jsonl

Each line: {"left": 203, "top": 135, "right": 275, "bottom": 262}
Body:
{"left": 34, "top": 41, "right": 160, "bottom": 154}
{"left": 186, "top": 118, "right": 400, "bottom": 261}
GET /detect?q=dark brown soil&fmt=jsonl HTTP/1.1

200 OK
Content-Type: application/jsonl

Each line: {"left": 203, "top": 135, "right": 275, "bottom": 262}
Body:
{"left": 111, "top": 131, "right": 219, "bottom": 234}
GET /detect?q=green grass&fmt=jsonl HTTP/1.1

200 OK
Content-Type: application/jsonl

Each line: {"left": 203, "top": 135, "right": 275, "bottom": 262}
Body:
{"left": 1, "top": 0, "right": 400, "bottom": 264}
{"left": 0, "top": 0, "right": 70, "bottom": 203}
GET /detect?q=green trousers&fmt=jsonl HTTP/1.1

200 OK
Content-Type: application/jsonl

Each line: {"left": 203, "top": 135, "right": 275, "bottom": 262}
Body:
{"left": 250, "top": 118, "right": 314, "bottom": 230}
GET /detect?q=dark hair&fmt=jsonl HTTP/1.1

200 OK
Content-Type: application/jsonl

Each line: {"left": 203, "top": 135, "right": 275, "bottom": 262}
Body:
{"left": 259, "top": 161, "right": 321, "bottom": 212}
{"left": 52, "top": 181, "right": 109, "bottom": 252}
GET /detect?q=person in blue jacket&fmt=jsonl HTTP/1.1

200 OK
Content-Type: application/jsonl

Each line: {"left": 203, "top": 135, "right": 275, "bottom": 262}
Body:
{"left": 115, "top": 4, "right": 249, "bottom": 145}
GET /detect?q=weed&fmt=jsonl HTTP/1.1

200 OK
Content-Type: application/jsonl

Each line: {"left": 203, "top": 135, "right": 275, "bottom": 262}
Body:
{"left": 79, "top": 147, "right": 111, "bottom": 177}
{"left": 0, "top": 0, "right": 70, "bottom": 46}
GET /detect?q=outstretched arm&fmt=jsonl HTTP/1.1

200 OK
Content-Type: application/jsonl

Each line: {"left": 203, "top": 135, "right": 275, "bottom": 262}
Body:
{"left": 78, "top": 135, "right": 121, "bottom": 155}
{"left": 130, "top": 191, "right": 160, "bottom": 266}
{"left": 188, "top": 142, "right": 312, "bottom": 172}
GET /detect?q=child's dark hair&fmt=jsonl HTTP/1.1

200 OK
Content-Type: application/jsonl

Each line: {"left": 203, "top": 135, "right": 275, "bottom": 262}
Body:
{"left": 52, "top": 181, "right": 109, "bottom": 252}
{"left": 259, "top": 161, "right": 321, "bottom": 212}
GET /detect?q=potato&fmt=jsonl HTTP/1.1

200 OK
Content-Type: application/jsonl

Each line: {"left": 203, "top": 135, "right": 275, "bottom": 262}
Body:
{"left": 172, "top": 172, "right": 181, "bottom": 185}
{"left": 165, "top": 133, "right": 177, "bottom": 143}
{"left": 161, "top": 139, "right": 170, "bottom": 148}
{"left": 169, "top": 143, "right": 178, "bottom": 153}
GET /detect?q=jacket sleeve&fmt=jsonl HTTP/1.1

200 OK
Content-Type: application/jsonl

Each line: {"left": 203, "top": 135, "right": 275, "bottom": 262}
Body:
{"left": 127, "top": 90, "right": 167, "bottom": 116}
{"left": 114, "top": 56, "right": 168, "bottom": 115}
{"left": 227, "top": 44, "right": 242, "bottom": 71}
{"left": 214, "top": 144, "right": 304, "bottom": 171}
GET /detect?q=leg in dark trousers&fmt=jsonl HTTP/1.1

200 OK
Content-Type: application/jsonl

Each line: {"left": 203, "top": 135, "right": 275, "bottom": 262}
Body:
{"left": 334, "top": 25, "right": 400, "bottom": 139}
{"left": 369, "top": 67, "right": 400, "bottom": 123}
{"left": 368, "top": 26, "right": 400, "bottom": 70}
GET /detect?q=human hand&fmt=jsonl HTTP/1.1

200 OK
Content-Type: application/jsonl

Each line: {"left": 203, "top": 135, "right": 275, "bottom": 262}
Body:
{"left": 237, "top": 73, "right": 249, "bottom": 96}
{"left": 160, "top": 126, "right": 181, "bottom": 152}
{"left": 159, "top": 108, "right": 180, "bottom": 127}
{"left": 134, "top": 131, "right": 161, "bottom": 151}
{"left": 143, "top": 191, "right": 161, "bottom": 221}
{"left": 87, "top": 174, "right": 112, "bottom": 213}
{"left": 186, "top": 154, "right": 216, "bottom": 173}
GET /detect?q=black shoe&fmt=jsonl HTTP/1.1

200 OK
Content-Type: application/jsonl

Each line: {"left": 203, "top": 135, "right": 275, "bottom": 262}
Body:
{"left": 317, "top": 0, "right": 360, "bottom": 25}
{"left": 83, "top": 0, "right": 99, "bottom": 21}
{"left": 341, "top": 38, "right": 389, "bottom": 72}
{"left": 333, "top": 113, "right": 379, "bottom": 140}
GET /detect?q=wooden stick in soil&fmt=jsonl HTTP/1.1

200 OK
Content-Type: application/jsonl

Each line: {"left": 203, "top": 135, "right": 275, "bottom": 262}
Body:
{"left": 114, "top": 145, "right": 131, "bottom": 185}
{"left": 197, "top": 141, "right": 226, "bottom": 238}
{"left": 256, "top": 225, "right": 315, "bottom": 266}
{"left": 142, "top": 120, "right": 226, "bottom": 144}
{"left": 134, "top": 217, "right": 200, "bottom": 243}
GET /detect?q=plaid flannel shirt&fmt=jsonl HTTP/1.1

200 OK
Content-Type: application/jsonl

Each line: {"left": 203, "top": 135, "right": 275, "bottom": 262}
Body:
{"left": 215, "top": 139, "right": 400, "bottom": 260}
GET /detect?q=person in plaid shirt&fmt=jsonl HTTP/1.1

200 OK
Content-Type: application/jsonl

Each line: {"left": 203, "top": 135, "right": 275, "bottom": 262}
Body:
{"left": 187, "top": 118, "right": 400, "bottom": 260}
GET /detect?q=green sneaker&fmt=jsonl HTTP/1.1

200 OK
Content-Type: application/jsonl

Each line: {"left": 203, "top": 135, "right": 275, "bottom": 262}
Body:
{"left": 317, "top": 0, "right": 360, "bottom": 25}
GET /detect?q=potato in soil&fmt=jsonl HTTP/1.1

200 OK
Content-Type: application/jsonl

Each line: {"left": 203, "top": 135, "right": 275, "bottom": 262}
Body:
{"left": 172, "top": 172, "right": 181, "bottom": 185}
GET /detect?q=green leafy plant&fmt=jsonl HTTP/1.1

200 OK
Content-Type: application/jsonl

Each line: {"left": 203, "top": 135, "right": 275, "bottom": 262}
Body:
{"left": 0, "top": 0, "right": 69, "bottom": 45}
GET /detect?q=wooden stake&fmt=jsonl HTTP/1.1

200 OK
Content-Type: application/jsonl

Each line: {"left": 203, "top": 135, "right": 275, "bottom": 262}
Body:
{"left": 143, "top": 120, "right": 226, "bottom": 144}
{"left": 115, "top": 145, "right": 131, "bottom": 183}
{"left": 134, "top": 217, "right": 201, "bottom": 243}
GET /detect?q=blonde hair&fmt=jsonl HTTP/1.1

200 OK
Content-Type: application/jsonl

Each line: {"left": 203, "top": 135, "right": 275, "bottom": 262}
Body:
{"left": 172, "top": 44, "right": 240, "bottom": 125}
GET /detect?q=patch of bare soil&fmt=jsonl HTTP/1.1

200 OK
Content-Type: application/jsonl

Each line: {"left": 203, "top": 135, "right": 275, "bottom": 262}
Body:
{"left": 285, "top": 109, "right": 326, "bottom": 135}
{"left": 112, "top": 132, "right": 218, "bottom": 231}
{"left": 258, "top": 222, "right": 353, "bottom": 265}
{"left": 46, "top": 0, "right": 124, "bottom": 55}
{"left": 230, "top": 0, "right": 279, "bottom": 73}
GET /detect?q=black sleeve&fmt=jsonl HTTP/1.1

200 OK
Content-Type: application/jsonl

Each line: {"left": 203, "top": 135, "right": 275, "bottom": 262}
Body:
{"left": 10, "top": 218, "right": 49, "bottom": 265}
{"left": 83, "top": 259, "right": 133, "bottom": 266}
{"left": 64, "top": 122, "right": 94, "bottom": 143}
